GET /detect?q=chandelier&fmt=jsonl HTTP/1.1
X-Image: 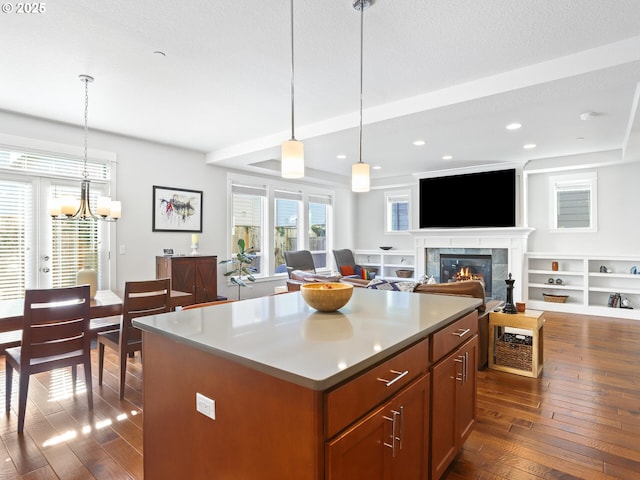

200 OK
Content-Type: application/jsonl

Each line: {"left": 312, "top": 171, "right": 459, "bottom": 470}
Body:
{"left": 50, "top": 75, "right": 121, "bottom": 221}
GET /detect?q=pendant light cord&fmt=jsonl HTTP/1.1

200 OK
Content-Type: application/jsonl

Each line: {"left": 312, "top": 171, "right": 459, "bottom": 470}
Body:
{"left": 289, "top": 0, "right": 296, "bottom": 141}
{"left": 358, "top": 1, "right": 364, "bottom": 164}
{"left": 83, "top": 76, "right": 89, "bottom": 179}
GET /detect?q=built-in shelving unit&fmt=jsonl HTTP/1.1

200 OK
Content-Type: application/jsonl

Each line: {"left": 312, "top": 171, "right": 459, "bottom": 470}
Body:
{"left": 525, "top": 253, "right": 640, "bottom": 320}
{"left": 354, "top": 249, "right": 416, "bottom": 281}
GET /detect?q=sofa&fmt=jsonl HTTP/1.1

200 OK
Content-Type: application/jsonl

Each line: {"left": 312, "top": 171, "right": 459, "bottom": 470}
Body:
{"left": 411, "top": 280, "right": 500, "bottom": 369}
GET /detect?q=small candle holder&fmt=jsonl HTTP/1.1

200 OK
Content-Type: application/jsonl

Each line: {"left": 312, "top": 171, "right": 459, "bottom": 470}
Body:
{"left": 190, "top": 233, "right": 200, "bottom": 255}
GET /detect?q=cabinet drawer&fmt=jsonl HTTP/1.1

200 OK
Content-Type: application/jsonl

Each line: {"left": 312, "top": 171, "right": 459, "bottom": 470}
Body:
{"left": 325, "top": 338, "right": 428, "bottom": 439}
{"left": 431, "top": 310, "right": 478, "bottom": 362}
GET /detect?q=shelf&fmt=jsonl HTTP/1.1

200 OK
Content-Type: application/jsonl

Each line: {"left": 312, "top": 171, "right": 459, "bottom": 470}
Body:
{"left": 529, "top": 269, "right": 583, "bottom": 276}
{"left": 528, "top": 283, "right": 583, "bottom": 291}
{"left": 355, "top": 250, "right": 416, "bottom": 281}
{"left": 525, "top": 253, "right": 640, "bottom": 320}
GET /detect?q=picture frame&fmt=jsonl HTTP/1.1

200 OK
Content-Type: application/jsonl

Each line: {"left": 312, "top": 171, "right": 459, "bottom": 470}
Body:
{"left": 152, "top": 185, "right": 203, "bottom": 232}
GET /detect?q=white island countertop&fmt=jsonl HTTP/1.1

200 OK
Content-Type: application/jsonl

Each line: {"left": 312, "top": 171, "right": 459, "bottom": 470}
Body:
{"left": 133, "top": 288, "right": 481, "bottom": 390}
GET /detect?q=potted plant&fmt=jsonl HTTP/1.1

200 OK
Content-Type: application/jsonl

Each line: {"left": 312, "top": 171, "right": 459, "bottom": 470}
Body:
{"left": 219, "top": 239, "right": 256, "bottom": 300}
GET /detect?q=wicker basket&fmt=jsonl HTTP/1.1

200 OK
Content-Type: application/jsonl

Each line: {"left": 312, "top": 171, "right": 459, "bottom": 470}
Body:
{"left": 543, "top": 293, "right": 569, "bottom": 303}
{"left": 395, "top": 269, "right": 414, "bottom": 278}
{"left": 495, "top": 333, "right": 532, "bottom": 371}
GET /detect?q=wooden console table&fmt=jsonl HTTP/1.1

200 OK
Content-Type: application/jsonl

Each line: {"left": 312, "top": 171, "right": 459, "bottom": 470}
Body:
{"left": 489, "top": 309, "right": 545, "bottom": 378}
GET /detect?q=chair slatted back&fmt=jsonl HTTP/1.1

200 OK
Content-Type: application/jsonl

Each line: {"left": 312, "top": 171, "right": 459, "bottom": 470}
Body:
{"left": 22, "top": 285, "right": 91, "bottom": 362}
{"left": 121, "top": 279, "right": 171, "bottom": 346}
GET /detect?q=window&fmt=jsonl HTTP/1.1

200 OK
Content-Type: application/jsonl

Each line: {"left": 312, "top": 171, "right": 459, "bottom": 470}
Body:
{"left": 0, "top": 147, "right": 114, "bottom": 299}
{"left": 550, "top": 172, "right": 597, "bottom": 232}
{"left": 231, "top": 183, "right": 265, "bottom": 275}
{"left": 308, "top": 195, "right": 330, "bottom": 269}
{"left": 274, "top": 190, "right": 302, "bottom": 272}
{"left": 385, "top": 190, "right": 410, "bottom": 233}
{"left": 229, "top": 175, "right": 333, "bottom": 278}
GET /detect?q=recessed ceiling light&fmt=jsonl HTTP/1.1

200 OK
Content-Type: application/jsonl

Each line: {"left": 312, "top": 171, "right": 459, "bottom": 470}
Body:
{"left": 413, "top": 140, "right": 426, "bottom": 146}
{"left": 576, "top": 137, "right": 584, "bottom": 141}
{"left": 372, "top": 165, "right": 382, "bottom": 170}
{"left": 336, "top": 154, "right": 347, "bottom": 159}
{"left": 506, "top": 123, "right": 522, "bottom": 130}
{"left": 442, "top": 155, "right": 453, "bottom": 160}
{"left": 153, "top": 51, "right": 166, "bottom": 57}
{"left": 523, "top": 143, "right": 536, "bottom": 149}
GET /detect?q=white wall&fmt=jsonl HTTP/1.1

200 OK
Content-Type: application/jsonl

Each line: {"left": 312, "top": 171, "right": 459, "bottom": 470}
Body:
{"left": 354, "top": 152, "right": 638, "bottom": 263}
{"left": 354, "top": 186, "right": 416, "bottom": 252}
{"left": 0, "top": 110, "right": 355, "bottom": 300}
{"left": 525, "top": 151, "right": 640, "bottom": 255}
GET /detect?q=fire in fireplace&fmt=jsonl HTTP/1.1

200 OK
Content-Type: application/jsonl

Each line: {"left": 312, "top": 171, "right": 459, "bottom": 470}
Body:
{"left": 440, "top": 254, "right": 492, "bottom": 297}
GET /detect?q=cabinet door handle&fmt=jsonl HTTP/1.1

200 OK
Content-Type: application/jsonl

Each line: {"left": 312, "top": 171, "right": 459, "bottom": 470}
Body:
{"left": 451, "top": 328, "right": 471, "bottom": 338}
{"left": 464, "top": 351, "right": 469, "bottom": 383}
{"left": 377, "top": 369, "right": 409, "bottom": 387}
{"left": 398, "top": 406, "right": 404, "bottom": 451}
{"left": 382, "top": 411, "right": 399, "bottom": 457}
{"left": 455, "top": 356, "right": 464, "bottom": 382}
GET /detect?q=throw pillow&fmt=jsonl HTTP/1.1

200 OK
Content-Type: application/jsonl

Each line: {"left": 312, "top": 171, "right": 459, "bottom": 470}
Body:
{"left": 340, "top": 265, "right": 355, "bottom": 276}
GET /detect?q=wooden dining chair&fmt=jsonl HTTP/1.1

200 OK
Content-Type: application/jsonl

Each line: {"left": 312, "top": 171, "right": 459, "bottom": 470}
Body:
{"left": 97, "top": 278, "right": 170, "bottom": 400}
{"left": 5, "top": 285, "right": 93, "bottom": 433}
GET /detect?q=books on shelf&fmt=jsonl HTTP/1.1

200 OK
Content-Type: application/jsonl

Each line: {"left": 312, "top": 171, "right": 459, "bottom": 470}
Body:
{"left": 607, "top": 293, "right": 621, "bottom": 308}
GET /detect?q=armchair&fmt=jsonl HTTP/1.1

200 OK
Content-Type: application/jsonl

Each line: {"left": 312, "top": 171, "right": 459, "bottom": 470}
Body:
{"left": 284, "top": 250, "right": 341, "bottom": 291}
{"left": 283, "top": 250, "right": 316, "bottom": 278}
{"left": 332, "top": 249, "right": 376, "bottom": 282}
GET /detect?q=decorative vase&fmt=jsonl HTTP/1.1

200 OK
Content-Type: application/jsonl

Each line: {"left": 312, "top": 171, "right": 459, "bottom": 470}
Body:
{"left": 77, "top": 266, "right": 97, "bottom": 298}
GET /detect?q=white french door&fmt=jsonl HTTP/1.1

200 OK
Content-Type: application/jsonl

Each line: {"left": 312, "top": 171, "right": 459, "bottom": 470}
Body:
{"left": 0, "top": 172, "right": 110, "bottom": 300}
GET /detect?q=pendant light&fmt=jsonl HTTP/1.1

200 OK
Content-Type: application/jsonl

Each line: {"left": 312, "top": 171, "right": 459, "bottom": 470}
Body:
{"left": 50, "top": 75, "right": 121, "bottom": 221}
{"left": 281, "top": 0, "right": 305, "bottom": 178}
{"left": 351, "top": 0, "right": 371, "bottom": 193}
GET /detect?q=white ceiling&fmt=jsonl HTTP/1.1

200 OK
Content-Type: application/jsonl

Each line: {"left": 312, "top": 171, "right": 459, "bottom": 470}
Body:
{"left": 2, "top": 0, "right": 640, "bottom": 187}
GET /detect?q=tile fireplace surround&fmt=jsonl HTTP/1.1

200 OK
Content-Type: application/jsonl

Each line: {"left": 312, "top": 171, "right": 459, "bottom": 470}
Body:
{"left": 409, "top": 227, "right": 534, "bottom": 301}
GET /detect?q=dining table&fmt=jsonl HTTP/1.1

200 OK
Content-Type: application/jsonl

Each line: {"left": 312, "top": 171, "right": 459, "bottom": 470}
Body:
{"left": 0, "top": 289, "right": 194, "bottom": 344}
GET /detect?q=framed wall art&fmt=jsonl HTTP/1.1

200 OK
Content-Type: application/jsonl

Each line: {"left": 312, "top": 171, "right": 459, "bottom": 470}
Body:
{"left": 152, "top": 185, "right": 203, "bottom": 232}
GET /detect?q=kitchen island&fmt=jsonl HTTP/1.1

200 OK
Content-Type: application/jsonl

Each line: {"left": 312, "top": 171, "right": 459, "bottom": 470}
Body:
{"left": 133, "top": 287, "right": 481, "bottom": 479}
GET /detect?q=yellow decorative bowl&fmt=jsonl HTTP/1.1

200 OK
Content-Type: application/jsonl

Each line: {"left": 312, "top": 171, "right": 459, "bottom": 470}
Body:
{"left": 300, "top": 282, "right": 354, "bottom": 312}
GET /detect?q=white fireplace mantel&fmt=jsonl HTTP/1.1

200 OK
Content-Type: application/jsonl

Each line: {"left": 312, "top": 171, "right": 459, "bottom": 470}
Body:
{"left": 409, "top": 227, "right": 535, "bottom": 300}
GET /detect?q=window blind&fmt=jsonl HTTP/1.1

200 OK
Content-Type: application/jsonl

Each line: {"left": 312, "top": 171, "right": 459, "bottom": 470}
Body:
{"left": 0, "top": 178, "right": 32, "bottom": 300}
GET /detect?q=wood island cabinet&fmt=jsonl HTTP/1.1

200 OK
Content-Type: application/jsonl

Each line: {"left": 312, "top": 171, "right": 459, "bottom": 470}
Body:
{"left": 326, "top": 374, "right": 430, "bottom": 480}
{"left": 430, "top": 311, "right": 478, "bottom": 480}
{"left": 155, "top": 255, "right": 217, "bottom": 304}
{"left": 134, "top": 291, "right": 480, "bottom": 480}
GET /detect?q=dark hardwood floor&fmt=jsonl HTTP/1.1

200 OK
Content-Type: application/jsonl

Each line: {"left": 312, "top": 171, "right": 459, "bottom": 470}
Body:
{"left": 447, "top": 311, "right": 640, "bottom": 480}
{"left": 0, "top": 311, "right": 639, "bottom": 479}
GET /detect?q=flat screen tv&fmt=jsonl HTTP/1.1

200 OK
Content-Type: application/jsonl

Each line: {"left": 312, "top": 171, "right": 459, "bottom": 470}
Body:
{"left": 419, "top": 168, "right": 516, "bottom": 228}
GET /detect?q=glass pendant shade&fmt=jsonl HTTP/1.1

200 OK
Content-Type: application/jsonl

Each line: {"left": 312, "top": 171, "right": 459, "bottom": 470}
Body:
{"left": 351, "top": 161, "right": 370, "bottom": 192}
{"left": 281, "top": 139, "right": 305, "bottom": 178}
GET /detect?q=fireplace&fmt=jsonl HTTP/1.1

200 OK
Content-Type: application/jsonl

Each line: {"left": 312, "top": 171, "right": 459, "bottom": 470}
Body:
{"left": 440, "top": 254, "right": 492, "bottom": 296}
{"left": 409, "top": 227, "right": 534, "bottom": 303}
{"left": 425, "top": 247, "right": 509, "bottom": 300}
